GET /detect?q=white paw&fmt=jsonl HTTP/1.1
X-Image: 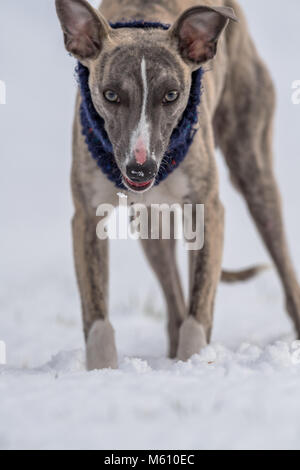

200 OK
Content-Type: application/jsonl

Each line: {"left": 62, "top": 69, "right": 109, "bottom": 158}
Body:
{"left": 86, "top": 320, "right": 118, "bottom": 371}
{"left": 177, "top": 317, "right": 207, "bottom": 361}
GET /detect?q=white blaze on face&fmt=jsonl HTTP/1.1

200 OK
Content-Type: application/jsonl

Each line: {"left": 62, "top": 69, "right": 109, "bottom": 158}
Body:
{"left": 130, "top": 58, "right": 150, "bottom": 165}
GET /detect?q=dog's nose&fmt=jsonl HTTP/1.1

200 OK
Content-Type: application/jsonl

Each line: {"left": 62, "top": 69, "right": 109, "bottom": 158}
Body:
{"left": 126, "top": 159, "right": 157, "bottom": 183}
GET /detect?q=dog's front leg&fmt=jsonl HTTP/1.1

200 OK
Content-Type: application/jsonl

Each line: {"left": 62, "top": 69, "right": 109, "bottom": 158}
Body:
{"left": 177, "top": 196, "right": 224, "bottom": 361}
{"left": 72, "top": 207, "right": 117, "bottom": 371}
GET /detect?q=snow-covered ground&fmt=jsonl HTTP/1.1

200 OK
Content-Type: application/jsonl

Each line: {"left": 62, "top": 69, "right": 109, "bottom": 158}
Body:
{"left": 0, "top": 0, "right": 300, "bottom": 450}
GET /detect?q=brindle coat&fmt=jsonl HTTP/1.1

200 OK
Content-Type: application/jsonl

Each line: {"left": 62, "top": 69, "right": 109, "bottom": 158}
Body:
{"left": 55, "top": 0, "right": 300, "bottom": 370}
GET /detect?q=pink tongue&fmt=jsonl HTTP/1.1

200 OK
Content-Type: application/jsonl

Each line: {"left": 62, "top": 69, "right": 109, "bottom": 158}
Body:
{"left": 134, "top": 137, "right": 147, "bottom": 165}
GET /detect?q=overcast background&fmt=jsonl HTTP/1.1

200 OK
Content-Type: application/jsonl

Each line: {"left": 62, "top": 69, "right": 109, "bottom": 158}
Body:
{"left": 0, "top": 0, "right": 300, "bottom": 450}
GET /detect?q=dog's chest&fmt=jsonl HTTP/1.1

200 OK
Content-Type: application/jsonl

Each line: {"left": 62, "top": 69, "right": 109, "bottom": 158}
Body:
{"left": 126, "top": 168, "right": 190, "bottom": 206}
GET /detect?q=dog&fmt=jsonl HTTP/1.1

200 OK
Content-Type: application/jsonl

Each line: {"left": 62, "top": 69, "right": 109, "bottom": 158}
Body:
{"left": 55, "top": 0, "right": 300, "bottom": 370}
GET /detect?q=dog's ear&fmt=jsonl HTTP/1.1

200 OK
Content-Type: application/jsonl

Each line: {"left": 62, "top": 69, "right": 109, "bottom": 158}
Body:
{"left": 55, "top": 0, "right": 111, "bottom": 61}
{"left": 169, "top": 5, "right": 238, "bottom": 68}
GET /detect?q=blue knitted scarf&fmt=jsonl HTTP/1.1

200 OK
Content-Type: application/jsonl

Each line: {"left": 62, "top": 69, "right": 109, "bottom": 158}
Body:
{"left": 77, "top": 21, "right": 203, "bottom": 190}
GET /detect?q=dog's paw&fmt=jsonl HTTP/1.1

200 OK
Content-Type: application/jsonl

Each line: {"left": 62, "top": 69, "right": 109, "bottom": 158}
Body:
{"left": 86, "top": 320, "right": 118, "bottom": 371}
{"left": 177, "top": 317, "right": 207, "bottom": 361}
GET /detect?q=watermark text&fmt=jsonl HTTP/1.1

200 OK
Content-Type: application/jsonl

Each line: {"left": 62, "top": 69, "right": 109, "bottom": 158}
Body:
{"left": 0, "top": 80, "right": 6, "bottom": 105}
{"left": 96, "top": 193, "right": 205, "bottom": 251}
{"left": 0, "top": 341, "right": 6, "bottom": 365}
{"left": 291, "top": 80, "right": 300, "bottom": 104}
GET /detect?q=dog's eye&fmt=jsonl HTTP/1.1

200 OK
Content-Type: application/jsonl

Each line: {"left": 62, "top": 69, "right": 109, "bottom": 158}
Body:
{"left": 104, "top": 90, "right": 120, "bottom": 103}
{"left": 163, "top": 91, "right": 179, "bottom": 104}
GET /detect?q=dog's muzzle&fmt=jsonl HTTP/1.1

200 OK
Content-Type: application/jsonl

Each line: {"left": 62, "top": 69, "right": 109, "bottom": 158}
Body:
{"left": 124, "top": 159, "right": 157, "bottom": 191}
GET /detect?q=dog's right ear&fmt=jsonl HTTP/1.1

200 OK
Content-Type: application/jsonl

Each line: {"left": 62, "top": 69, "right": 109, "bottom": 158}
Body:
{"left": 55, "top": 0, "right": 111, "bottom": 61}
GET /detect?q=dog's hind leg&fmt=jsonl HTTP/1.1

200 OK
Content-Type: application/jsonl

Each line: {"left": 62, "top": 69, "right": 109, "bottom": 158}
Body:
{"left": 215, "top": 41, "right": 300, "bottom": 334}
{"left": 140, "top": 209, "right": 186, "bottom": 358}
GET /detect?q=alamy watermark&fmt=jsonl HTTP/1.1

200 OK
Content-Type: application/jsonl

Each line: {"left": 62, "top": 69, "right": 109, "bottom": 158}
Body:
{"left": 0, "top": 80, "right": 6, "bottom": 105}
{"left": 0, "top": 341, "right": 6, "bottom": 365}
{"left": 96, "top": 193, "right": 205, "bottom": 251}
{"left": 291, "top": 80, "right": 300, "bottom": 104}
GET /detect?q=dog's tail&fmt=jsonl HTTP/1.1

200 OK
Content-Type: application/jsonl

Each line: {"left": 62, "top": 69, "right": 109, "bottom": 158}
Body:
{"left": 221, "top": 264, "right": 270, "bottom": 283}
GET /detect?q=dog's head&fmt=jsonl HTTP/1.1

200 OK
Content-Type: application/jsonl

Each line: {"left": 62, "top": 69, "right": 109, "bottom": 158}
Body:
{"left": 56, "top": 0, "right": 237, "bottom": 193}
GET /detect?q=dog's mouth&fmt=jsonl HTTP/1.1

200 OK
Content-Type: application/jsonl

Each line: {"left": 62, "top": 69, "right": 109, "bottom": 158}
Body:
{"left": 123, "top": 176, "right": 155, "bottom": 193}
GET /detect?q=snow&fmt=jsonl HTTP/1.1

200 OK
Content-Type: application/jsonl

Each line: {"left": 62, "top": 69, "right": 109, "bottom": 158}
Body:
{"left": 0, "top": 0, "right": 300, "bottom": 450}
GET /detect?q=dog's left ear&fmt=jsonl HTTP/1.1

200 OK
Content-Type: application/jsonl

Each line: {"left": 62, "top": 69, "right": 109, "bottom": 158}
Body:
{"left": 169, "top": 6, "right": 238, "bottom": 68}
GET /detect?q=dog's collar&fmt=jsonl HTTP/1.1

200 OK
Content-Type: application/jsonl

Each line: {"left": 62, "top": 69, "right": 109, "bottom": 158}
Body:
{"left": 77, "top": 21, "right": 203, "bottom": 190}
